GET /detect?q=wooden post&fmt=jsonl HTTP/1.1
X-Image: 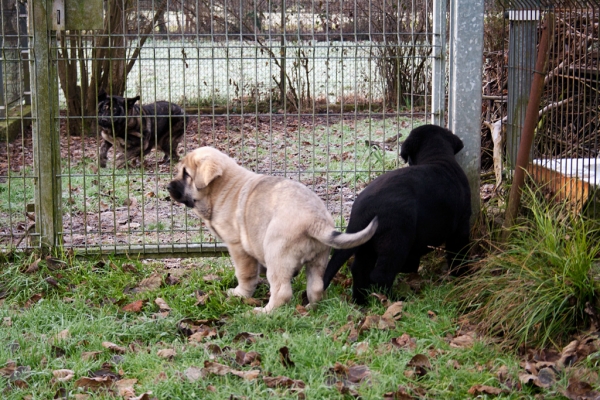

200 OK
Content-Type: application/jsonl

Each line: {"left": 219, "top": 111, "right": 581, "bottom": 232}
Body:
{"left": 29, "top": 0, "right": 62, "bottom": 250}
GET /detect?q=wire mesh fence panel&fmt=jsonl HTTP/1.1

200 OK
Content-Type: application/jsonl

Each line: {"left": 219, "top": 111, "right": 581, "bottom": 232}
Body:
{"left": 483, "top": 0, "right": 600, "bottom": 217}
{"left": 3, "top": 0, "right": 435, "bottom": 256}
{"left": 0, "top": 0, "right": 36, "bottom": 250}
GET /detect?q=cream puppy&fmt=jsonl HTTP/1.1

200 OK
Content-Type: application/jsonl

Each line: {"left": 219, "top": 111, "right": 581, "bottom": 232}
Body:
{"left": 167, "top": 147, "right": 377, "bottom": 312}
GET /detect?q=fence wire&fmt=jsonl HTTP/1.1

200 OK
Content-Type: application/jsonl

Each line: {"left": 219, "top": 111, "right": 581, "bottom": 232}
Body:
{"left": 1, "top": 0, "right": 436, "bottom": 255}
{"left": 483, "top": 1, "right": 600, "bottom": 217}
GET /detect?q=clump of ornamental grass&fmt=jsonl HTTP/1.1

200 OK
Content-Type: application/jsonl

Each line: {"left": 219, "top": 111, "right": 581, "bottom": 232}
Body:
{"left": 451, "top": 188, "right": 600, "bottom": 349}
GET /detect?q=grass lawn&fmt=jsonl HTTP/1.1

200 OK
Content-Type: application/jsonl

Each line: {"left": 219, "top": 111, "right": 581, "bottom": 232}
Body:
{"left": 1, "top": 251, "right": 589, "bottom": 399}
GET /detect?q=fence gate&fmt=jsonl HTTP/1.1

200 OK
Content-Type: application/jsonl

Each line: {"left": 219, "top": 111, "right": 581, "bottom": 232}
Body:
{"left": 0, "top": 0, "right": 482, "bottom": 257}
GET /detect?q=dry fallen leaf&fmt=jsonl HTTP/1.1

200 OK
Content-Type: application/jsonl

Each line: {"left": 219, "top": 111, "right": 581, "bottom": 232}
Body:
{"left": 188, "top": 325, "right": 218, "bottom": 343}
{"left": 561, "top": 376, "right": 600, "bottom": 400}
{"left": 102, "top": 341, "right": 127, "bottom": 354}
{"left": 202, "top": 361, "right": 260, "bottom": 380}
{"left": 382, "top": 301, "right": 403, "bottom": 321}
{"left": 184, "top": 366, "right": 206, "bottom": 382}
{"left": 50, "top": 329, "right": 70, "bottom": 343}
{"left": 355, "top": 341, "right": 369, "bottom": 356}
{"left": 449, "top": 333, "right": 475, "bottom": 348}
{"left": 157, "top": 348, "right": 176, "bottom": 359}
{"left": 242, "top": 297, "right": 263, "bottom": 307}
{"left": 135, "top": 273, "right": 163, "bottom": 292}
{"left": 334, "top": 381, "right": 360, "bottom": 398}
{"left": 359, "top": 315, "right": 395, "bottom": 332}
{"left": 536, "top": 367, "right": 557, "bottom": 388}
{"left": 467, "top": 384, "right": 503, "bottom": 396}
{"left": 333, "top": 322, "right": 358, "bottom": 343}
{"left": 295, "top": 304, "right": 309, "bottom": 316}
{"left": 263, "top": 375, "right": 306, "bottom": 389}
{"left": 81, "top": 351, "right": 102, "bottom": 361}
{"left": 235, "top": 350, "right": 262, "bottom": 367}
{"left": 557, "top": 339, "right": 579, "bottom": 368}
{"left": 45, "top": 256, "right": 68, "bottom": 271}
{"left": 328, "top": 362, "right": 371, "bottom": 386}
{"left": 177, "top": 318, "right": 223, "bottom": 336}
{"left": 194, "top": 290, "right": 212, "bottom": 306}
{"left": 115, "top": 378, "right": 138, "bottom": 397}
{"left": 383, "top": 385, "right": 414, "bottom": 400}
{"left": 496, "top": 365, "right": 509, "bottom": 382}
{"left": 24, "top": 293, "right": 43, "bottom": 308}
{"left": 52, "top": 369, "right": 75, "bottom": 382}
{"left": 154, "top": 297, "right": 171, "bottom": 313}
{"left": 370, "top": 292, "right": 390, "bottom": 307}
{"left": 121, "top": 299, "right": 145, "bottom": 313}
{"left": 406, "top": 354, "right": 431, "bottom": 377}
{"left": 74, "top": 376, "right": 114, "bottom": 391}
{"left": 232, "top": 332, "right": 263, "bottom": 345}
{"left": 0, "top": 363, "right": 17, "bottom": 377}
{"left": 24, "top": 258, "right": 41, "bottom": 274}
{"left": 390, "top": 333, "right": 417, "bottom": 350}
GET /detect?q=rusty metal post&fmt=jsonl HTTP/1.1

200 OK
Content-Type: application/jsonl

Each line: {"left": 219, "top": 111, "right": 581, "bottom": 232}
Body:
{"left": 503, "top": 13, "right": 554, "bottom": 233}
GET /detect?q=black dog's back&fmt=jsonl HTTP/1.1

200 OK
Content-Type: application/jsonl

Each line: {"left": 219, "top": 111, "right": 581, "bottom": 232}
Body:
{"left": 141, "top": 101, "right": 187, "bottom": 154}
{"left": 97, "top": 89, "right": 188, "bottom": 168}
{"left": 323, "top": 125, "right": 471, "bottom": 303}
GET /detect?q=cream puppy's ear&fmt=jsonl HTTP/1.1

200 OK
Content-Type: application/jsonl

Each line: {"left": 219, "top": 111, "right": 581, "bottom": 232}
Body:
{"left": 194, "top": 157, "right": 223, "bottom": 189}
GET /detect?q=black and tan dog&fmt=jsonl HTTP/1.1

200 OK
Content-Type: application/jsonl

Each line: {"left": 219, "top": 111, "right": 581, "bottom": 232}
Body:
{"left": 322, "top": 124, "right": 472, "bottom": 304}
{"left": 97, "top": 88, "right": 187, "bottom": 168}
{"left": 167, "top": 147, "right": 378, "bottom": 313}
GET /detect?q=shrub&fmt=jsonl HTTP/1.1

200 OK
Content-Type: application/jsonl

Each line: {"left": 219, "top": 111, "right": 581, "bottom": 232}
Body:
{"left": 451, "top": 189, "right": 600, "bottom": 348}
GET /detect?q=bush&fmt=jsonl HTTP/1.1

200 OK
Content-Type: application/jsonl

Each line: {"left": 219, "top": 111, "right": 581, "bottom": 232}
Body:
{"left": 451, "top": 189, "right": 600, "bottom": 348}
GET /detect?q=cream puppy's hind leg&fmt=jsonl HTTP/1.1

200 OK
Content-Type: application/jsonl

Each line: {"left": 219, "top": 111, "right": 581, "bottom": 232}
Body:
{"left": 256, "top": 265, "right": 296, "bottom": 313}
{"left": 226, "top": 245, "right": 260, "bottom": 298}
{"left": 304, "top": 251, "right": 328, "bottom": 308}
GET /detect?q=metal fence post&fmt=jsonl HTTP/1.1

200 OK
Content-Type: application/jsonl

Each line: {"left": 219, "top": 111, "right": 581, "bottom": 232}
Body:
{"left": 431, "top": 0, "right": 447, "bottom": 126}
{"left": 448, "top": 0, "right": 484, "bottom": 223}
{"left": 29, "top": 0, "right": 62, "bottom": 250}
{"left": 506, "top": 9, "right": 538, "bottom": 169}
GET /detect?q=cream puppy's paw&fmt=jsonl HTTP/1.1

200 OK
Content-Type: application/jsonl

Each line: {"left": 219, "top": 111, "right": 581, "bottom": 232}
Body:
{"left": 227, "top": 287, "right": 252, "bottom": 298}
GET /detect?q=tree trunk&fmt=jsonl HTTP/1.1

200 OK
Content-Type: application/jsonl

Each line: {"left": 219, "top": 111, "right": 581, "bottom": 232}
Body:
{"left": 56, "top": 0, "right": 168, "bottom": 136}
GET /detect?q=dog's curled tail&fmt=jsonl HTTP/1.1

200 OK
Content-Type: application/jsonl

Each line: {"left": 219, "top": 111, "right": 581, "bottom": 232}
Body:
{"left": 319, "top": 216, "right": 378, "bottom": 250}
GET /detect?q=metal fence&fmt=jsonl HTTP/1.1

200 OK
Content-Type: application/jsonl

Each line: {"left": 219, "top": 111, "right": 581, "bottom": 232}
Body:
{"left": 482, "top": 0, "right": 600, "bottom": 217}
{"left": 3, "top": 0, "right": 459, "bottom": 256}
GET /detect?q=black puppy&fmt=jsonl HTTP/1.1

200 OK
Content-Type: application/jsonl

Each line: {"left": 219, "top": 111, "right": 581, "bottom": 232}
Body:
{"left": 97, "top": 88, "right": 187, "bottom": 168}
{"left": 322, "top": 124, "right": 472, "bottom": 304}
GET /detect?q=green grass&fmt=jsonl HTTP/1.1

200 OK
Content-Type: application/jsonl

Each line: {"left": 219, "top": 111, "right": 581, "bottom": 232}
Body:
{"left": 0, "top": 251, "right": 572, "bottom": 399}
{"left": 0, "top": 168, "right": 35, "bottom": 214}
{"left": 451, "top": 188, "right": 600, "bottom": 349}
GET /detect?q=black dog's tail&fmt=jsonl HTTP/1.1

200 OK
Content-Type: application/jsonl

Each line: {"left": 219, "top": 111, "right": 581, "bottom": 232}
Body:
{"left": 322, "top": 247, "right": 355, "bottom": 290}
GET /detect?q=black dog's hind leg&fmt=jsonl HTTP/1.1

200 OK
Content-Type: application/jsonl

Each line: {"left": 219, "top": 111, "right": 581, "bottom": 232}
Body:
{"left": 158, "top": 123, "right": 185, "bottom": 164}
{"left": 350, "top": 247, "right": 378, "bottom": 305}
{"left": 99, "top": 140, "right": 112, "bottom": 168}
{"left": 446, "top": 224, "right": 470, "bottom": 277}
{"left": 366, "top": 237, "right": 414, "bottom": 302}
{"left": 322, "top": 248, "right": 354, "bottom": 290}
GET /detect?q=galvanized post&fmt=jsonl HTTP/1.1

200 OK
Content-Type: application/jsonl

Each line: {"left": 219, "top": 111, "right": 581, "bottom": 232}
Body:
{"left": 448, "top": 0, "right": 484, "bottom": 222}
{"left": 506, "top": 9, "right": 539, "bottom": 169}
{"left": 18, "top": 0, "right": 30, "bottom": 105}
{"left": 431, "top": 0, "right": 447, "bottom": 126}
{"left": 29, "top": 0, "right": 62, "bottom": 250}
